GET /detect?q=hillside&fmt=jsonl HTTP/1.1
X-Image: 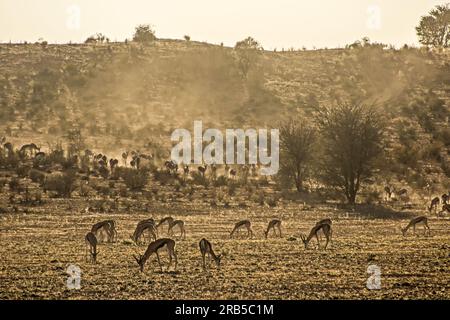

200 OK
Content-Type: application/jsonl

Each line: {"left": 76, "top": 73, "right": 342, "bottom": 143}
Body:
{"left": 0, "top": 40, "right": 449, "bottom": 192}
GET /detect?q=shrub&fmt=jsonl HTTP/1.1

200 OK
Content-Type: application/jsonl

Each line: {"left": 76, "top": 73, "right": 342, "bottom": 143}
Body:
{"left": 9, "top": 177, "right": 22, "bottom": 193}
{"left": 213, "top": 175, "right": 228, "bottom": 187}
{"left": 133, "top": 24, "right": 156, "bottom": 44}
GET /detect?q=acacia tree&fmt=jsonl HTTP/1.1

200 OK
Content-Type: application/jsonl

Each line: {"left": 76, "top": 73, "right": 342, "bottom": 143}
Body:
{"left": 416, "top": 4, "right": 449, "bottom": 48}
{"left": 234, "top": 37, "right": 263, "bottom": 79}
{"left": 278, "top": 119, "right": 317, "bottom": 192}
{"left": 316, "top": 103, "right": 384, "bottom": 204}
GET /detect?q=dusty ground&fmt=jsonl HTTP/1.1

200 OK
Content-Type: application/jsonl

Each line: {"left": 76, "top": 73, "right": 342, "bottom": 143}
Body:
{"left": 1, "top": 198, "right": 449, "bottom": 300}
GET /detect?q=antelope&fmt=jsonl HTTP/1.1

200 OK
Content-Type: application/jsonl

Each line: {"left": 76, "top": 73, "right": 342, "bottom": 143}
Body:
{"left": 428, "top": 197, "right": 440, "bottom": 213}
{"left": 264, "top": 219, "right": 282, "bottom": 239}
{"left": 229, "top": 169, "right": 237, "bottom": 179}
{"left": 104, "top": 219, "right": 117, "bottom": 242}
{"left": 131, "top": 220, "right": 157, "bottom": 244}
{"left": 384, "top": 186, "right": 392, "bottom": 201}
{"left": 199, "top": 238, "right": 222, "bottom": 270}
{"left": 401, "top": 216, "right": 430, "bottom": 236}
{"left": 183, "top": 165, "right": 189, "bottom": 175}
{"left": 85, "top": 232, "right": 98, "bottom": 263}
{"left": 134, "top": 238, "right": 177, "bottom": 273}
{"left": 156, "top": 216, "right": 174, "bottom": 234}
{"left": 300, "top": 223, "right": 332, "bottom": 249}
{"left": 198, "top": 164, "right": 208, "bottom": 177}
{"left": 315, "top": 218, "right": 332, "bottom": 240}
{"left": 168, "top": 220, "right": 186, "bottom": 240}
{"left": 397, "top": 188, "right": 408, "bottom": 196}
{"left": 230, "top": 220, "right": 253, "bottom": 239}
{"left": 91, "top": 220, "right": 115, "bottom": 243}
{"left": 165, "top": 160, "right": 178, "bottom": 173}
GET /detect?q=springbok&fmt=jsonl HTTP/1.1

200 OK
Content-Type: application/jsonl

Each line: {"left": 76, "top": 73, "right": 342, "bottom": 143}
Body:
{"left": 264, "top": 219, "right": 282, "bottom": 239}
{"left": 428, "top": 197, "right": 440, "bottom": 213}
{"left": 199, "top": 238, "right": 222, "bottom": 270}
{"left": 131, "top": 220, "right": 157, "bottom": 244}
{"left": 134, "top": 238, "right": 177, "bottom": 272}
{"left": 168, "top": 220, "right": 186, "bottom": 240}
{"left": 198, "top": 165, "right": 208, "bottom": 177}
{"left": 442, "top": 194, "right": 449, "bottom": 205}
{"left": 300, "top": 223, "right": 332, "bottom": 249}
{"left": 91, "top": 220, "right": 116, "bottom": 243}
{"left": 156, "top": 216, "right": 174, "bottom": 234}
{"left": 230, "top": 220, "right": 253, "bottom": 239}
{"left": 402, "top": 216, "right": 430, "bottom": 236}
{"left": 384, "top": 186, "right": 392, "bottom": 201}
{"left": 85, "top": 232, "right": 98, "bottom": 263}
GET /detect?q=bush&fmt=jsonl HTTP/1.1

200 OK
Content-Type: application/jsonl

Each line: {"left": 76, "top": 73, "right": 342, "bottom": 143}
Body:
{"left": 213, "top": 175, "right": 228, "bottom": 187}
{"left": 192, "top": 171, "right": 209, "bottom": 187}
{"left": 9, "top": 178, "right": 22, "bottom": 193}
{"left": 29, "top": 169, "right": 46, "bottom": 184}
{"left": 43, "top": 170, "right": 77, "bottom": 197}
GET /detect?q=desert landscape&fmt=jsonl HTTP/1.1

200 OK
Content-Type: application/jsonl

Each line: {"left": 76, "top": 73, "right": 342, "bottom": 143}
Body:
{"left": 0, "top": 2, "right": 449, "bottom": 300}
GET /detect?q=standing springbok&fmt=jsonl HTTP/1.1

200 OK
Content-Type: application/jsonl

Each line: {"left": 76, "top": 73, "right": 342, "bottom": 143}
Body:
{"left": 264, "top": 219, "right": 282, "bottom": 239}
{"left": 85, "top": 232, "right": 98, "bottom": 263}
{"left": 300, "top": 223, "right": 332, "bottom": 250}
{"left": 230, "top": 220, "right": 253, "bottom": 239}
{"left": 134, "top": 238, "right": 177, "bottom": 273}
{"left": 199, "top": 238, "right": 222, "bottom": 270}
{"left": 168, "top": 220, "right": 186, "bottom": 240}
{"left": 402, "top": 216, "right": 430, "bottom": 236}
{"left": 198, "top": 164, "right": 208, "bottom": 177}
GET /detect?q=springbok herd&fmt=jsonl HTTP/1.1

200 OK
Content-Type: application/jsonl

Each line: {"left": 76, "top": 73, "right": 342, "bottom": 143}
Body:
{"left": 84, "top": 211, "right": 437, "bottom": 273}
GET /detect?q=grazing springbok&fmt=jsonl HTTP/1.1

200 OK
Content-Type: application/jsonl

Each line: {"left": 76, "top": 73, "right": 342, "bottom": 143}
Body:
{"left": 157, "top": 216, "right": 174, "bottom": 234}
{"left": 229, "top": 169, "right": 237, "bottom": 179}
{"left": 168, "top": 220, "right": 186, "bottom": 240}
{"left": 85, "top": 232, "right": 98, "bottom": 263}
{"left": 300, "top": 223, "right": 332, "bottom": 249}
{"left": 264, "top": 219, "right": 282, "bottom": 239}
{"left": 198, "top": 165, "right": 208, "bottom": 177}
{"left": 134, "top": 238, "right": 177, "bottom": 272}
{"left": 183, "top": 165, "right": 190, "bottom": 175}
{"left": 199, "top": 238, "right": 222, "bottom": 270}
{"left": 402, "top": 216, "right": 430, "bottom": 236}
{"left": 428, "top": 197, "right": 440, "bottom": 213}
{"left": 131, "top": 220, "right": 157, "bottom": 244}
{"left": 91, "top": 220, "right": 116, "bottom": 243}
{"left": 230, "top": 220, "right": 253, "bottom": 239}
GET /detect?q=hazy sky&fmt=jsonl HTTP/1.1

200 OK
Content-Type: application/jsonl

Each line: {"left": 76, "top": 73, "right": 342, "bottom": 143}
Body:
{"left": 0, "top": 0, "right": 446, "bottom": 48}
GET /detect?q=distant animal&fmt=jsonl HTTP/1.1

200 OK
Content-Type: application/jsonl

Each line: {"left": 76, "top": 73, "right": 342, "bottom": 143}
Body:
{"left": 198, "top": 165, "right": 208, "bottom": 177}
{"left": 438, "top": 204, "right": 450, "bottom": 216}
{"left": 401, "top": 216, "right": 430, "bottom": 236}
{"left": 230, "top": 220, "right": 253, "bottom": 239}
{"left": 165, "top": 160, "right": 178, "bottom": 173}
{"left": 229, "top": 169, "right": 237, "bottom": 179}
{"left": 85, "top": 232, "right": 98, "bottom": 263}
{"left": 183, "top": 165, "right": 189, "bottom": 175}
{"left": 156, "top": 216, "right": 174, "bottom": 234}
{"left": 199, "top": 238, "right": 221, "bottom": 270}
{"left": 300, "top": 223, "right": 332, "bottom": 250}
{"left": 442, "top": 194, "right": 449, "bottom": 205}
{"left": 264, "top": 219, "right": 282, "bottom": 239}
{"left": 134, "top": 238, "right": 177, "bottom": 273}
{"left": 131, "top": 220, "right": 157, "bottom": 244}
{"left": 384, "top": 186, "right": 392, "bottom": 200}
{"left": 91, "top": 220, "right": 116, "bottom": 243}
{"left": 396, "top": 188, "right": 408, "bottom": 197}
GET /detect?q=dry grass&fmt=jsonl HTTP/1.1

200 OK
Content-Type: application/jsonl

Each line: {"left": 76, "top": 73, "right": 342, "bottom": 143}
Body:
{"left": 1, "top": 200, "right": 448, "bottom": 300}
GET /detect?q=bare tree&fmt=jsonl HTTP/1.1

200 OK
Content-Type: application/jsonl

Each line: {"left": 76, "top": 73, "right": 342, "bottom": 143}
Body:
{"left": 278, "top": 119, "right": 317, "bottom": 192}
{"left": 315, "top": 103, "right": 384, "bottom": 204}
{"left": 416, "top": 4, "right": 449, "bottom": 48}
